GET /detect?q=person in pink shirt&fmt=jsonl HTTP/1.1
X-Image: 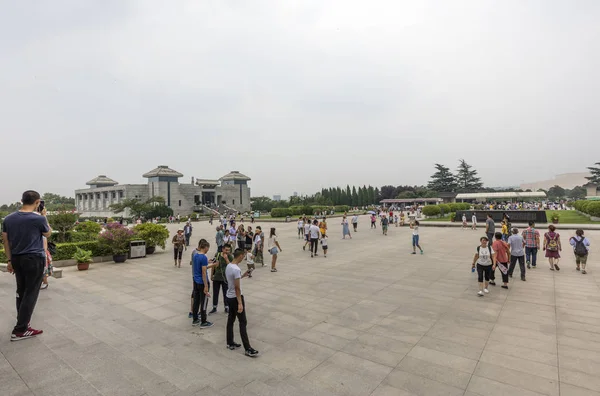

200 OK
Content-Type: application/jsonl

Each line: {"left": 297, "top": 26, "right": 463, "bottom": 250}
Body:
{"left": 490, "top": 232, "right": 511, "bottom": 289}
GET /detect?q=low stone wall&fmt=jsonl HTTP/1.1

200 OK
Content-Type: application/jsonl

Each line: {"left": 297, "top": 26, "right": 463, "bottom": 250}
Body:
{"left": 53, "top": 255, "right": 114, "bottom": 268}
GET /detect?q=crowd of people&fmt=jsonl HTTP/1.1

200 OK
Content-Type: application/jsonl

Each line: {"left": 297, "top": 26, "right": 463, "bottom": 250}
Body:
{"left": 1, "top": 190, "right": 593, "bottom": 355}
{"left": 472, "top": 219, "right": 591, "bottom": 297}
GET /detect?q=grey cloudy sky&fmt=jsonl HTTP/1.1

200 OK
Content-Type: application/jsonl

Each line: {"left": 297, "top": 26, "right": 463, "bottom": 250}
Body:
{"left": 1, "top": 0, "right": 599, "bottom": 204}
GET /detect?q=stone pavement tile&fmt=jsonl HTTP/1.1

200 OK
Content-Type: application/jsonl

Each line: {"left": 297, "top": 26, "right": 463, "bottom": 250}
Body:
{"left": 560, "top": 369, "right": 600, "bottom": 392}
{"left": 370, "top": 384, "right": 417, "bottom": 396}
{"left": 474, "top": 361, "right": 559, "bottom": 396}
{"left": 30, "top": 373, "right": 102, "bottom": 396}
{"left": 559, "top": 320, "right": 600, "bottom": 335}
{"left": 560, "top": 354, "right": 600, "bottom": 377}
{"left": 124, "top": 299, "right": 157, "bottom": 312}
{"left": 2, "top": 377, "right": 33, "bottom": 396}
{"left": 467, "top": 375, "right": 548, "bottom": 396}
{"left": 557, "top": 328, "right": 600, "bottom": 343}
{"left": 490, "top": 332, "right": 557, "bottom": 353}
{"left": 560, "top": 383, "right": 600, "bottom": 396}
{"left": 558, "top": 313, "right": 600, "bottom": 326}
{"left": 428, "top": 322, "right": 492, "bottom": 340}
{"left": 415, "top": 335, "right": 483, "bottom": 360}
{"left": 303, "top": 352, "right": 392, "bottom": 396}
{"left": 479, "top": 350, "right": 558, "bottom": 381}
{"left": 369, "top": 324, "right": 424, "bottom": 345}
{"left": 383, "top": 369, "right": 464, "bottom": 396}
{"left": 396, "top": 356, "right": 472, "bottom": 389}
{"left": 495, "top": 316, "right": 557, "bottom": 334}
{"left": 485, "top": 341, "right": 557, "bottom": 366}
{"left": 407, "top": 345, "right": 478, "bottom": 373}
{"left": 341, "top": 341, "right": 406, "bottom": 368}
{"left": 324, "top": 315, "right": 378, "bottom": 332}
{"left": 310, "top": 322, "right": 361, "bottom": 341}
{"left": 558, "top": 335, "right": 600, "bottom": 352}
{"left": 558, "top": 344, "right": 600, "bottom": 363}
{"left": 141, "top": 306, "right": 180, "bottom": 321}
{"left": 296, "top": 328, "right": 352, "bottom": 351}
{"left": 259, "top": 338, "right": 336, "bottom": 377}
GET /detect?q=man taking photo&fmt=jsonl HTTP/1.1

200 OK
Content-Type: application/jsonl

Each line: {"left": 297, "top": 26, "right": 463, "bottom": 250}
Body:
{"left": 2, "top": 190, "right": 52, "bottom": 341}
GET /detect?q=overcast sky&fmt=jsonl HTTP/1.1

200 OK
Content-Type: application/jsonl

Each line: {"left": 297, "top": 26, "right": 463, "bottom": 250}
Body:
{"left": 1, "top": 0, "right": 599, "bottom": 204}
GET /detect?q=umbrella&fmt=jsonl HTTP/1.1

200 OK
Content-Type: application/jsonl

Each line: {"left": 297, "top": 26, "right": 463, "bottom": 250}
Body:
{"left": 367, "top": 211, "right": 376, "bottom": 215}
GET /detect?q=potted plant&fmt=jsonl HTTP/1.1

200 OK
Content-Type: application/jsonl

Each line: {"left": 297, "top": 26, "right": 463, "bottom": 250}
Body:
{"left": 98, "top": 223, "right": 135, "bottom": 263}
{"left": 73, "top": 247, "right": 93, "bottom": 271}
{"left": 551, "top": 213, "right": 560, "bottom": 224}
{"left": 133, "top": 223, "right": 169, "bottom": 254}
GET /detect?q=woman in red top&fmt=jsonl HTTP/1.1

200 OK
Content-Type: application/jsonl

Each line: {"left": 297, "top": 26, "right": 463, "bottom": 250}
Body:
{"left": 491, "top": 232, "right": 511, "bottom": 289}
{"left": 543, "top": 225, "right": 561, "bottom": 271}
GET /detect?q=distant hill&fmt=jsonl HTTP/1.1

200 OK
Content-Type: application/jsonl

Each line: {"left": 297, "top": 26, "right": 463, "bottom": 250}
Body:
{"left": 520, "top": 172, "right": 591, "bottom": 191}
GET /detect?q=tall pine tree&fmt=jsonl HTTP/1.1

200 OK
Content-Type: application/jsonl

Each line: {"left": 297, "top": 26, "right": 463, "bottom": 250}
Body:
{"left": 428, "top": 164, "right": 457, "bottom": 192}
{"left": 456, "top": 159, "right": 483, "bottom": 192}
{"left": 587, "top": 162, "right": 600, "bottom": 184}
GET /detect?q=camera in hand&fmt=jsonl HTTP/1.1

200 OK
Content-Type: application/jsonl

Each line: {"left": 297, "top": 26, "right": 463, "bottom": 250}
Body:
{"left": 38, "top": 200, "right": 45, "bottom": 213}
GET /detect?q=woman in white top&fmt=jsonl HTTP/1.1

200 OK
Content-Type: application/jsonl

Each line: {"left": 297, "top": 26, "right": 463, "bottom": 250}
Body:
{"left": 267, "top": 227, "right": 283, "bottom": 272}
{"left": 297, "top": 218, "right": 304, "bottom": 239}
{"left": 411, "top": 221, "right": 424, "bottom": 255}
{"left": 253, "top": 227, "right": 264, "bottom": 266}
{"left": 472, "top": 214, "right": 477, "bottom": 230}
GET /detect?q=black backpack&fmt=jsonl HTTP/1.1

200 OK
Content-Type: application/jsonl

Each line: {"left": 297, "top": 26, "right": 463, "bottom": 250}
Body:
{"left": 572, "top": 237, "right": 588, "bottom": 256}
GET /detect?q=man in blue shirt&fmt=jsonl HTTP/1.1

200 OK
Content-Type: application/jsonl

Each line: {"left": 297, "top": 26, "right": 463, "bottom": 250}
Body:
{"left": 2, "top": 190, "right": 53, "bottom": 341}
{"left": 192, "top": 239, "right": 218, "bottom": 327}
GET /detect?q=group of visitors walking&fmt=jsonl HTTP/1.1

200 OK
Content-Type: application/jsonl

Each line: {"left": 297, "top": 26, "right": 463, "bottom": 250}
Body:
{"left": 472, "top": 219, "right": 591, "bottom": 296}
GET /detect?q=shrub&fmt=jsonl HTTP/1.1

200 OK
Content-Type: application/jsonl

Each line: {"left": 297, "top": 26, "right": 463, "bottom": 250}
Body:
{"left": 288, "top": 206, "right": 314, "bottom": 216}
{"left": 422, "top": 205, "right": 441, "bottom": 217}
{"left": 71, "top": 221, "right": 103, "bottom": 242}
{"left": 73, "top": 247, "right": 93, "bottom": 263}
{"left": 133, "top": 223, "right": 169, "bottom": 249}
{"left": 47, "top": 212, "right": 80, "bottom": 242}
{"left": 98, "top": 223, "right": 135, "bottom": 255}
{"left": 586, "top": 202, "right": 600, "bottom": 217}
{"left": 270, "top": 208, "right": 292, "bottom": 218}
{"left": 438, "top": 204, "right": 451, "bottom": 214}
{"left": 334, "top": 205, "right": 350, "bottom": 213}
{"left": 0, "top": 241, "right": 111, "bottom": 263}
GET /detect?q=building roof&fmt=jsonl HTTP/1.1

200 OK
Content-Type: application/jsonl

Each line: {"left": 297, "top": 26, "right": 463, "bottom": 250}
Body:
{"left": 220, "top": 171, "right": 251, "bottom": 181}
{"left": 381, "top": 198, "right": 443, "bottom": 204}
{"left": 455, "top": 191, "right": 546, "bottom": 200}
{"left": 86, "top": 175, "right": 118, "bottom": 186}
{"left": 142, "top": 165, "right": 183, "bottom": 178}
{"left": 195, "top": 179, "right": 221, "bottom": 186}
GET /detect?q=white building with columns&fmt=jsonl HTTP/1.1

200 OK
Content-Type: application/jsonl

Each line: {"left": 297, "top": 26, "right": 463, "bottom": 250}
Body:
{"left": 75, "top": 166, "right": 251, "bottom": 218}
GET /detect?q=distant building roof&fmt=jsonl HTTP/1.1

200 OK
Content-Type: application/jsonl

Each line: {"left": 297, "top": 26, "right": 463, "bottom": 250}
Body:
{"left": 86, "top": 175, "right": 118, "bottom": 186}
{"left": 220, "top": 171, "right": 251, "bottom": 181}
{"left": 456, "top": 191, "right": 546, "bottom": 200}
{"left": 143, "top": 165, "right": 183, "bottom": 178}
{"left": 195, "top": 179, "right": 221, "bottom": 186}
{"left": 381, "top": 198, "right": 443, "bottom": 204}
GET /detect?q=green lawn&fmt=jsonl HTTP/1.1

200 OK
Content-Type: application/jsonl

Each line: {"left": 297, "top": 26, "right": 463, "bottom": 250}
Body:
{"left": 547, "top": 210, "right": 599, "bottom": 224}
{"left": 422, "top": 211, "right": 599, "bottom": 224}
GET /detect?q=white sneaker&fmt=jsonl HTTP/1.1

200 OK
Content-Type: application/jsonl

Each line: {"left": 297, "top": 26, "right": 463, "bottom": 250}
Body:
{"left": 477, "top": 291, "right": 484, "bottom": 297}
{"left": 483, "top": 288, "right": 490, "bottom": 294}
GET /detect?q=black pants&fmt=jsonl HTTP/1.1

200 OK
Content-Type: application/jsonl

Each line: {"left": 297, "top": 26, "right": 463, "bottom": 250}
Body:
{"left": 476, "top": 264, "right": 493, "bottom": 283}
{"left": 490, "top": 262, "right": 509, "bottom": 283}
{"left": 217, "top": 245, "right": 223, "bottom": 253}
{"left": 192, "top": 282, "right": 209, "bottom": 323}
{"left": 12, "top": 254, "right": 45, "bottom": 332}
{"left": 310, "top": 238, "right": 319, "bottom": 254}
{"left": 237, "top": 240, "right": 245, "bottom": 250}
{"left": 371, "top": 222, "right": 376, "bottom": 229}
{"left": 353, "top": 223, "right": 357, "bottom": 231}
{"left": 226, "top": 296, "right": 251, "bottom": 350}
{"left": 487, "top": 233, "right": 495, "bottom": 244}
{"left": 185, "top": 234, "right": 191, "bottom": 246}
{"left": 509, "top": 255, "right": 526, "bottom": 277}
{"left": 212, "top": 280, "right": 228, "bottom": 309}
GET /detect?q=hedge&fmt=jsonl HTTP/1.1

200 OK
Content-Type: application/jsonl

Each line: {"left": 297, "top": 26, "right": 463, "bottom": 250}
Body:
{"left": 0, "top": 241, "right": 111, "bottom": 263}
{"left": 334, "top": 205, "right": 350, "bottom": 212}
{"left": 422, "top": 205, "right": 441, "bottom": 217}
{"left": 270, "top": 208, "right": 293, "bottom": 218}
{"left": 574, "top": 200, "right": 600, "bottom": 217}
{"left": 288, "top": 206, "right": 315, "bottom": 216}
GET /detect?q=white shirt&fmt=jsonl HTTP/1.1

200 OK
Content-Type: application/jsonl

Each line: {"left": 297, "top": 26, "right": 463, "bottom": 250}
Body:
{"left": 267, "top": 235, "right": 278, "bottom": 250}
{"left": 477, "top": 245, "right": 494, "bottom": 266}
{"left": 351, "top": 216, "right": 358, "bottom": 224}
{"left": 462, "top": 215, "right": 467, "bottom": 222}
{"left": 412, "top": 226, "right": 419, "bottom": 236}
{"left": 254, "top": 233, "right": 262, "bottom": 245}
{"left": 298, "top": 220, "right": 304, "bottom": 229}
{"left": 321, "top": 237, "right": 328, "bottom": 247}
{"left": 304, "top": 223, "right": 311, "bottom": 234}
{"left": 472, "top": 215, "right": 477, "bottom": 223}
{"left": 246, "top": 252, "right": 254, "bottom": 265}
{"left": 225, "top": 263, "right": 242, "bottom": 298}
{"left": 309, "top": 224, "right": 320, "bottom": 239}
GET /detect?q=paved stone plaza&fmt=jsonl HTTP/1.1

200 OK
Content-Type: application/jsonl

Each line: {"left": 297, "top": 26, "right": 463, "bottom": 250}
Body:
{"left": 1, "top": 216, "right": 600, "bottom": 396}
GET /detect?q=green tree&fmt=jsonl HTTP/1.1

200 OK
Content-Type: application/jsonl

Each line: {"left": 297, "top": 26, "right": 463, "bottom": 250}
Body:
{"left": 397, "top": 191, "right": 417, "bottom": 199}
{"left": 428, "top": 164, "right": 457, "bottom": 192}
{"left": 351, "top": 186, "right": 358, "bottom": 206}
{"left": 374, "top": 187, "right": 380, "bottom": 204}
{"left": 547, "top": 185, "right": 566, "bottom": 199}
{"left": 587, "top": 162, "right": 600, "bottom": 184}
{"left": 569, "top": 186, "right": 587, "bottom": 199}
{"left": 47, "top": 212, "right": 80, "bottom": 242}
{"left": 456, "top": 159, "right": 483, "bottom": 192}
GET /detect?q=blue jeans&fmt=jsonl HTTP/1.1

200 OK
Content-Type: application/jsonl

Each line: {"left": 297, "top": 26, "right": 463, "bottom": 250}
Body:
{"left": 525, "top": 247, "right": 538, "bottom": 266}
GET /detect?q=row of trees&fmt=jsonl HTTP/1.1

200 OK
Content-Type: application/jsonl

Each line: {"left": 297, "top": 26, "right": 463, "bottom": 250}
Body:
{"left": 428, "top": 159, "right": 483, "bottom": 192}
{"left": 109, "top": 196, "right": 174, "bottom": 219}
